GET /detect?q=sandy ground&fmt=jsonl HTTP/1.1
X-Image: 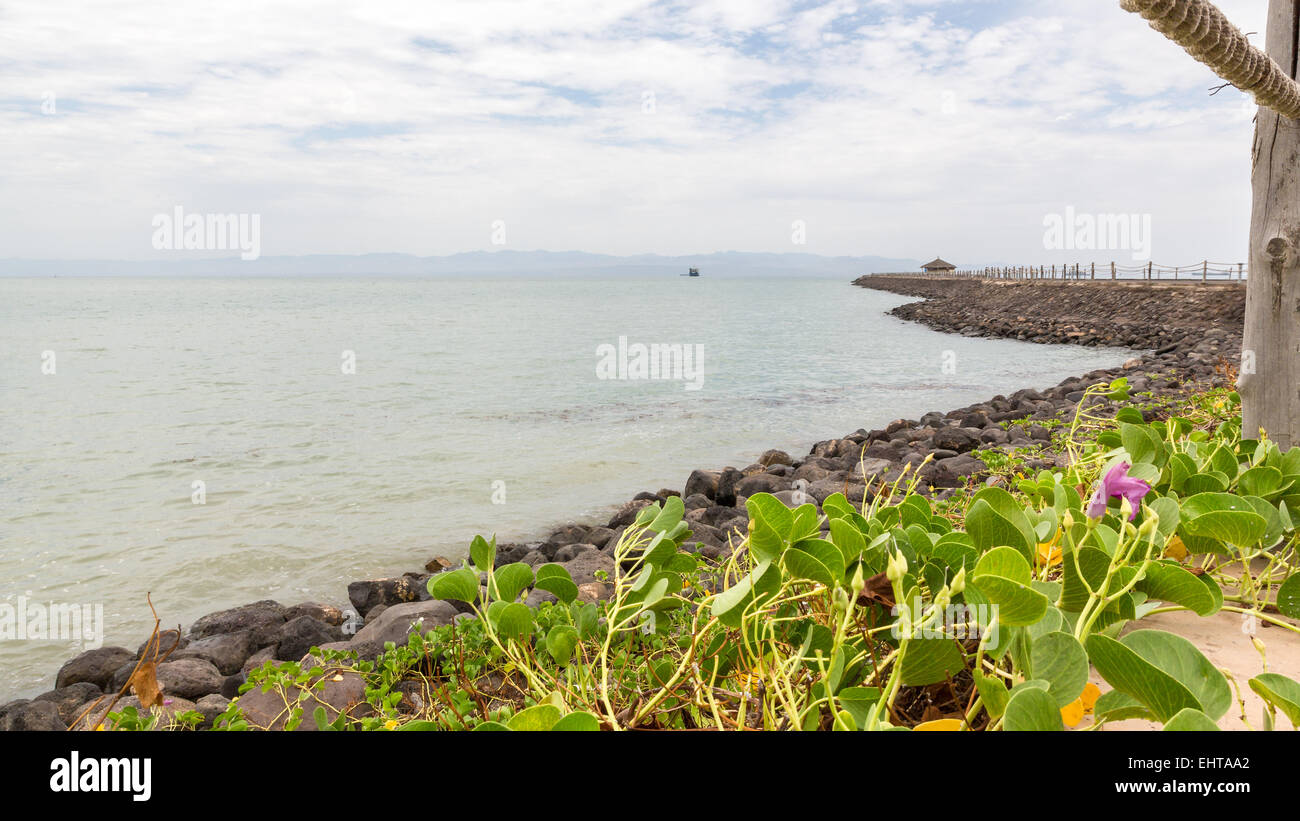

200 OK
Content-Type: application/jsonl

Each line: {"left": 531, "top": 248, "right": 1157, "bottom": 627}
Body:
{"left": 1083, "top": 605, "right": 1300, "bottom": 731}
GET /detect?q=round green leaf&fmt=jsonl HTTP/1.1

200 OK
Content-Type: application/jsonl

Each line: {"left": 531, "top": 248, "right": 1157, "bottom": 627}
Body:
{"left": 427, "top": 567, "right": 480, "bottom": 604}
{"left": 551, "top": 711, "right": 601, "bottom": 731}
{"left": 1162, "top": 708, "right": 1220, "bottom": 731}
{"left": 1029, "top": 631, "right": 1089, "bottom": 707}
{"left": 506, "top": 704, "right": 561, "bottom": 731}
{"left": 1248, "top": 673, "right": 1300, "bottom": 729}
{"left": 1277, "top": 574, "right": 1300, "bottom": 619}
{"left": 544, "top": 625, "right": 580, "bottom": 666}
{"left": 1086, "top": 630, "right": 1230, "bottom": 722}
{"left": 492, "top": 562, "right": 535, "bottom": 603}
{"left": 496, "top": 602, "right": 533, "bottom": 642}
{"left": 1003, "top": 686, "right": 1064, "bottom": 731}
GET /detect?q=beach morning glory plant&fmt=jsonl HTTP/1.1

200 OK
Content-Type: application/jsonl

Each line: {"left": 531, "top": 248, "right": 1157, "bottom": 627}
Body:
{"left": 1086, "top": 461, "right": 1151, "bottom": 521}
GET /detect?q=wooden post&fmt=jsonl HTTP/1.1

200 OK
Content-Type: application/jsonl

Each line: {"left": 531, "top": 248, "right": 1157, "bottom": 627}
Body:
{"left": 1111, "top": 261, "right": 1116, "bottom": 280}
{"left": 1241, "top": 0, "right": 1300, "bottom": 449}
{"left": 1091, "top": 262, "right": 1096, "bottom": 279}
{"left": 1203, "top": 260, "right": 1208, "bottom": 282}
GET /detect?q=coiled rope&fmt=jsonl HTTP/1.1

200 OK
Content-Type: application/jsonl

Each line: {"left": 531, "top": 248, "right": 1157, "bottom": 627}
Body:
{"left": 1120, "top": 0, "right": 1300, "bottom": 120}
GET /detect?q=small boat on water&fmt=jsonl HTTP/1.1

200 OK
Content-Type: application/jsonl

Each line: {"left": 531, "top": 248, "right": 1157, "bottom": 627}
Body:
{"left": 682, "top": 267, "right": 700, "bottom": 277}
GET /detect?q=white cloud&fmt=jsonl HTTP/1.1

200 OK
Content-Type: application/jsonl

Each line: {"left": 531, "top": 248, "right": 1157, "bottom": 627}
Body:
{"left": 0, "top": 0, "right": 1270, "bottom": 264}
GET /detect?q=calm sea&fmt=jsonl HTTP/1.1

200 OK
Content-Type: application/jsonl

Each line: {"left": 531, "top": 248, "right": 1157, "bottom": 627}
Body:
{"left": 0, "top": 276, "right": 1130, "bottom": 697}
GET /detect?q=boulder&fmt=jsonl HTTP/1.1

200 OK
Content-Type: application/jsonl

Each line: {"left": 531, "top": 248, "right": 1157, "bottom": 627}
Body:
{"left": 349, "top": 601, "right": 458, "bottom": 647}
{"left": 496, "top": 543, "right": 534, "bottom": 564}
{"left": 221, "top": 673, "right": 248, "bottom": 700}
{"left": 547, "top": 524, "right": 589, "bottom": 546}
{"left": 346, "top": 577, "right": 426, "bottom": 616}
{"left": 583, "top": 527, "right": 617, "bottom": 548}
{"left": 525, "top": 588, "right": 558, "bottom": 608}
{"left": 735, "top": 473, "right": 790, "bottom": 497}
{"left": 195, "top": 694, "right": 231, "bottom": 729}
{"left": 173, "top": 630, "right": 255, "bottom": 676}
{"left": 807, "top": 479, "right": 867, "bottom": 505}
{"left": 560, "top": 550, "right": 616, "bottom": 586}
{"left": 852, "top": 457, "right": 894, "bottom": 483}
{"left": 931, "top": 427, "right": 980, "bottom": 454}
{"left": 554, "top": 543, "right": 599, "bottom": 563}
{"left": 683, "top": 492, "right": 712, "bottom": 510}
{"left": 792, "top": 463, "right": 831, "bottom": 483}
{"left": 684, "top": 469, "right": 720, "bottom": 499}
{"left": 233, "top": 670, "right": 369, "bottom": 731}
{"left": 274, "top": 616, "right": 342, "bottom": 662}
{"left": 607, "top": 499, "right": 654, "bottom": 528}
{"left": 189, "top": 600, "right": 287, "bottom": 641}
{"left": 759, "top": 449, "right": 792, "bottom": 467}
{"left": 715, "top": 468, "right": 744, "bottom": 507}
{"left": 73, "top": 695, "right": 199, "bottom": 731}
{"left": 577, "top": 582, "right": 611, "bottom": 603}
{"left": 241, "top": 646, "right": 278, "bottom": 673}
{"left": 55, "top": 646, "right": 136, "bottom": 690}
{"left": 284, "top": 602, "right": 345, "bottom": 626}
{"left": 155, "top": 658, "right": 224, "bottom": 700}
{"left": 32, "top": 682, "right": 103, "bottom": 726}
{"left": 2, "top": 700, "right": 66, "bottom": 731}
{"left": 136, "top": 629, "right": 187, "bottom": 658}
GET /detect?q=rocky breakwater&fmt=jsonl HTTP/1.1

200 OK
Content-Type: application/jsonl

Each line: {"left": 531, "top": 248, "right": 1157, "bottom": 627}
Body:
{"left": 0, "top": 276, "right": 1246, "bottom": 730}
{"left": 853, "top": 275, "right": 1244, "bottom": 349}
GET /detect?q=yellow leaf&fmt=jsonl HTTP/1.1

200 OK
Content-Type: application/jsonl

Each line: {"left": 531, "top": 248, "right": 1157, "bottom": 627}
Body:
{"left": 1036, "top": 531, "right": 1063, "bottom": 568}
{"left": 1061, "top": 683, "right": 1102, "bottom": 727}
{"left": 1164, "top": 535, "right": 1188, "bottom": 561}
{"left": 1080, "top": 682, "right": 1100, "bottom": 712}
{"left": 913, "top": 718, "right": 963, "bottom": 731}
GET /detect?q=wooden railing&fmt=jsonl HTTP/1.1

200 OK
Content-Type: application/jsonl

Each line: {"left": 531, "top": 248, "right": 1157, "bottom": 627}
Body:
{"left": 901, "top": 261, "right": 1248, "bottom": 282}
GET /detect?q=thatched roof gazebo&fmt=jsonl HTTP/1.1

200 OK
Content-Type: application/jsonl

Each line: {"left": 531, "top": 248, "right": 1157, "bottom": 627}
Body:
{"left": 921, "top": 257, "right": 956, "bottom": 274}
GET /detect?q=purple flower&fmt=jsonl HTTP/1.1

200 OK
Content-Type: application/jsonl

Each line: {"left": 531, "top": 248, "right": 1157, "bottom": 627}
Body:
{"left": 1086, "top": 461, "right": 1151, "bottom": 521}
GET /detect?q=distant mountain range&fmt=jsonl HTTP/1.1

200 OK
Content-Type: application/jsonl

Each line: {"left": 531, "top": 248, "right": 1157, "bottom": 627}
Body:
{"left": 0, "top": 251, "right": 922, "bottom": 278}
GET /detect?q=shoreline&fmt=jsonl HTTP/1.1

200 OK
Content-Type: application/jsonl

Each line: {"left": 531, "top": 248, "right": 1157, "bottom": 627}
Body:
{"left": 0, "top": 275, "right": 1247, "bottom": 730}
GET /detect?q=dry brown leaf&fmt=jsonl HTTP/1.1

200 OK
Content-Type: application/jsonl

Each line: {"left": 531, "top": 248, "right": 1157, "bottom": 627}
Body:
{"left": 129, "top": 660, "right": 164, "bottom": 709}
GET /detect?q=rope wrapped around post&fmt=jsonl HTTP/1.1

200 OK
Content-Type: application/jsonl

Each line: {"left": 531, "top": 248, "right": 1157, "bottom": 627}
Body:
{"left": 1120, "top": 0, "right": 1300, "bottom": 120}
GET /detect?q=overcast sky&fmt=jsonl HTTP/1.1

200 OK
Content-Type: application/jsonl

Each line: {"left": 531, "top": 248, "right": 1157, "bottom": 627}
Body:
{"left": 0, "top": 0, "right": 1268, "bottom": 265}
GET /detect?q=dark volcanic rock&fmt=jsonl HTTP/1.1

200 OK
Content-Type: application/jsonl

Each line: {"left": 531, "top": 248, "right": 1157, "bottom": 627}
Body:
{"left": 684, "top": 469, "right": 720, "bottom": 499}
{"left": 715, "top": 467, "right": 744, "bottom": 507}
{"left": 607, "top": 499, "right": 654, "bottom": 528}
{"left": 274, "top": 616, "right": 342, "bottom": 662}
{"left": 190, "top": 601, "right": 287, "bottom": 641}
{"left": 548, "top": 524, "right": 589, "bottom": 546}
{"left": 560, "top": 550, "right": 616, "bottom": 585}
{"left": 156, "top": 658, "right": 224, "bottom": 700}
{"left": 349, "top": 601, "right": 458, "bottom": 647}
{"left": 932, "top": 427, "right": 980, "bottom": 453}
{"left": 347, "top": 577, "right": 426, "bottom": 616}
{"left": 735, "top": 473, "right": 790, "bottom": 497}
{"left": 2, "top": 700, "right": 67, "bottom": 731}
{"left": 174, "top": 631, "right": 255, "bottom": 676}
{"left": 137, "top": 629, "right": 187, "bottom": 658}
{"left": 234, "top": 670, "right": 369, "bottom": 731}
{"left": 31, "top": 682, "right": 102, "bottom": 726}
{"left": 284, "top": 602, "right": 345, "bottom": 626}
{"left": 56, "top": 647, "right": 136, "bottom": 690}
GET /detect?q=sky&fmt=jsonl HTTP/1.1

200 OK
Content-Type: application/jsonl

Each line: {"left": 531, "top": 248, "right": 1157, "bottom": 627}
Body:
{"left": 0, "top": 0, "right": 1271, "bottom": 266}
